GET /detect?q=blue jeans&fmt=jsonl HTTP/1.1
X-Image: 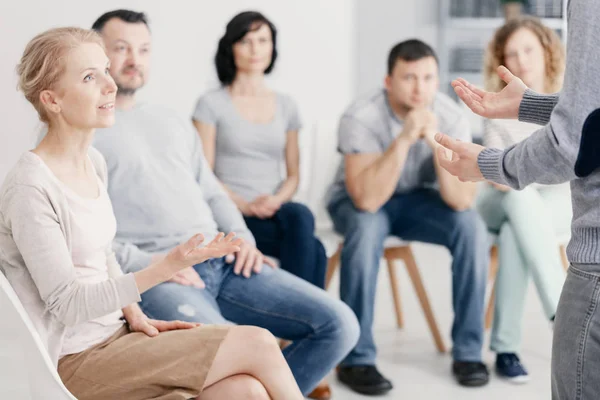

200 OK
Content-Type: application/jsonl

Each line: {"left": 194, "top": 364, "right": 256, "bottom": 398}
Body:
{"left": 139, "top": 257, "right": 360, "bottom": 395}
{"left": 328, "top": 189, "right": 489, "bottom": 365}
{"left": 244, "top": 202, "right": 327, "bottom": 289}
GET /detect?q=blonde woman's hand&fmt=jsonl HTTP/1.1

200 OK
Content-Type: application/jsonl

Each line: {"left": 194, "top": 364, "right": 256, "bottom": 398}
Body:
{"left": 123, "top": 303, "right": 200, "bottom": 337}
{"left": 129, "top": 317, "right": 200, "bottom": 337}
{"left": 164, "top": 232, "right": 243, "bottom": 276}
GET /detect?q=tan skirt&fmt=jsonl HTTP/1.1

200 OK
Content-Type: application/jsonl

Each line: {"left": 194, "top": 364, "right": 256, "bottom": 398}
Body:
{"left": 58, "top": 324, "right": 230, "bottom": 400}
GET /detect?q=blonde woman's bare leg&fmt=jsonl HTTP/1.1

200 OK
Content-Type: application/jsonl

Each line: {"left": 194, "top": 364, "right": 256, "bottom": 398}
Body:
{"left": 198, "top": 374, "right": 270, "bottom": 400}
{"left": 202, "top": 326, "right": 303, "bottom": 400}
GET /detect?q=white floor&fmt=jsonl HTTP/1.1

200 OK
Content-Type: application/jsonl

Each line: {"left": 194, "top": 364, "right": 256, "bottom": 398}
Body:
{"left": 322, "top": 241, "right": 553, "bottom": 400}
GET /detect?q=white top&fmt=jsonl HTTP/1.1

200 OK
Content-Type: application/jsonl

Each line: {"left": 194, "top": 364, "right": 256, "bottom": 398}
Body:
{"left": 483, "top": 118, "right": 570, "bottom": 191}
{"left": 483, "top": 118, "right": 541, "bottom": 150}
{"left": 42, "top": 161, "right": 124, "bottom": 357}
{"left": 0, "top": 149, "right": 140, "bottom": 367}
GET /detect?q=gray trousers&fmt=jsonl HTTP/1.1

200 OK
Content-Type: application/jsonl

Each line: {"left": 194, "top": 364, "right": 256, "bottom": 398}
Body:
{"left": 552, "top": 264, "right": 600, "bottom": 399}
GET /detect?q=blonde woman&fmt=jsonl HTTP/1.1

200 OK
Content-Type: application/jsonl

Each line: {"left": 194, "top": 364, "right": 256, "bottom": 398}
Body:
{"left": 476, "top": 17, "right": 570, "bottom": 383}
{"left": 0, "top": 27, "right": 304, "bottom": 400}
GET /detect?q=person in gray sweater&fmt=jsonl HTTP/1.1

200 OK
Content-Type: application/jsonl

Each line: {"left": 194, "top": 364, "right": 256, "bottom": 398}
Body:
{"left": 435, "top": 1, "right": 600, "bottom": 398}
{"left": 90, "top": 10, "right": 360, "bottom": 397}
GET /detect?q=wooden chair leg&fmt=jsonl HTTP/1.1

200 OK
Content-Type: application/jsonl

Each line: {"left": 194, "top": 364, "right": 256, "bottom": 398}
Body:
{"left": 385, "top": 257, "right": 404, "bottom": 329}
{"left": 397, "top": 247, "right": 447, "bottom": 353}
{"left": 485, "top": 245, "right": 499, "bottom": 330}
{"left": 325, "top": 243, "right": 343, "bottom": 290}
{"left": 559, "top": 244, "right": 569, "bottom": 272}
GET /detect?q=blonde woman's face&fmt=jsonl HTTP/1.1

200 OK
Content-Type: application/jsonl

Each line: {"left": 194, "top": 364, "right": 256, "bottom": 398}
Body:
{"left": 503, "top": 27, "right": 546, "bottom": 90}
{"left": 50, "top": 42, "right": 117, "bottom": 129}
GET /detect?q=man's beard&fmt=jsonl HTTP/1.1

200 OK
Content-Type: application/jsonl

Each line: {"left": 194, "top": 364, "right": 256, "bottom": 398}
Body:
{"left": 395, "top": 101, "right": 413, "bottom": 116}
{"left": 116, "top": 69, "right": 144, "bottom": 95}
{"left": 116, "top": 85, "right": 137, "bottom": 96}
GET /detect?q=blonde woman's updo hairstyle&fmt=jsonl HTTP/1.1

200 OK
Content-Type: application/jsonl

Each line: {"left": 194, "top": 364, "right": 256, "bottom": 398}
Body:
{"left": 484, "top": 16, "right": 565, "bottom": 93}
{"left": 16, "top": 27, "right": 104, "bottom": 123}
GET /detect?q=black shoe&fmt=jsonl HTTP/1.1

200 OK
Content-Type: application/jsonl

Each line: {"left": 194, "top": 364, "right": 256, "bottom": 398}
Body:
{"left": 337, "top": 365, "right": 393, "bottom": 395}
{"left": 452, "top": 361, "right": 490, "bottom": 387}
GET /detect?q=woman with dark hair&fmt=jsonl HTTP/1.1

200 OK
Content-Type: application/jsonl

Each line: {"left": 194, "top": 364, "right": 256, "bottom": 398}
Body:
{"left": 195, "top": 12, "right": 328, "bottom": 288}
{"left": 192, "top": 12, "right": 331, "bottom": 399}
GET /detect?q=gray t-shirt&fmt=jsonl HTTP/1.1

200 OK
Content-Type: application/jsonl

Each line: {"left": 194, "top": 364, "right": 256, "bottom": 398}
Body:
{"left": 327, "top": 88, "right": 471, "bottom": 206}
{"left": 93, "top": 103, "right": 255, "bottom": 274}
{"left": 192, "top": 88, "right": 302, "bottom": 202}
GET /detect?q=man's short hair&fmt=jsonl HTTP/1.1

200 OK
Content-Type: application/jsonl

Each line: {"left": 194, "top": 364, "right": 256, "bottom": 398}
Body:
{"left": 91, "top": 9, "right": 149, "bottom": 33}
{"left": 387, "top": 39, "right": 438, "bottom": 75}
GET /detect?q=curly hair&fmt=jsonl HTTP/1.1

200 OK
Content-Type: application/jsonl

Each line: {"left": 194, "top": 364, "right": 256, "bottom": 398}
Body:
{"left": 215, "top": 11, "right": 277, "bottom": 86}
{"left": 484, "top": 16, "right": 565, "bottom": 93}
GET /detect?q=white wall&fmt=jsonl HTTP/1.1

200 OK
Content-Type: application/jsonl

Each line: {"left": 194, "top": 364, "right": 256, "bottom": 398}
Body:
{"left": 0, "top": 0, "right": 357, "bottom": 182}
{"left": 356, "top": 0, "right": 438, "bottom": 96}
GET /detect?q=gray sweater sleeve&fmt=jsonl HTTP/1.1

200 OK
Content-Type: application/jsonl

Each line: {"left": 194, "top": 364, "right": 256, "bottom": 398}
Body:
{"left": 192, "top": 135, "right": 256, "bottom": 245}
{"left": 478, "top": 0, "right": 596, "bottom": 189}
{"left": 518, "top": 89, "right": 559, "bottom": 126}
{"left": 3, "top": 185, "right": 140, "bottom": 326}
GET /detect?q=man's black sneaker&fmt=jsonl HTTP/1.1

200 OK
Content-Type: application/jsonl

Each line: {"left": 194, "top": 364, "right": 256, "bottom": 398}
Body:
{"left": 452, "top": 361, "right": 490, "bottom": 387}
{"left": 337, "top": 365, "right": 393, "bottom": 395}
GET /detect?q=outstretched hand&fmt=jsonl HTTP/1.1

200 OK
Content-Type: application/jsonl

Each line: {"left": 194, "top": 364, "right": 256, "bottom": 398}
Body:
{"left": 434, "top": 133, "right": 486, "bottom": 182}
{"left": 452, "top": 66, "right": 527, "bottom": 120}
{"left": 165, "top": 232, "right": 243, "bottom": 275}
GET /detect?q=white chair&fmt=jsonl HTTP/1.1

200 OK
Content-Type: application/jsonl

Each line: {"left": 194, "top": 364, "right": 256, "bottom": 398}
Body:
{"left": 0, "top": 271, "right": 77, "bottom": 399}
{"left": 304, "top": 118, "right": 447, "bottom": 353}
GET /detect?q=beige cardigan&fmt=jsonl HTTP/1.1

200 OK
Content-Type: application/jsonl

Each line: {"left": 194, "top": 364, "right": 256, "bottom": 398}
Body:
{"left": 0, "top": 148, "right": 140, "bottom": 367}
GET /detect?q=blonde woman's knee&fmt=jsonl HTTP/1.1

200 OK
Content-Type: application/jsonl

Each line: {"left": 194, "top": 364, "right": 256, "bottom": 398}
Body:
{"left": 230, "top": 325, "right": 279, "bottom": 349}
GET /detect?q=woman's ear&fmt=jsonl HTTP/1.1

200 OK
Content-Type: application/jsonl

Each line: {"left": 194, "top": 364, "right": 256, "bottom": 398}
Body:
{"left": 39, "top": 90, "right": 61, "bottom": 115}
{"left": 575, "top": 108, "right": 600, "bottom": 177}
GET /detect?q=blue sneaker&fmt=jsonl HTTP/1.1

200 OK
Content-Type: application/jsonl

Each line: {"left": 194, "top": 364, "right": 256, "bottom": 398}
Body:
{"left": 495, "top": 353, "right": 530, "bottom": 384}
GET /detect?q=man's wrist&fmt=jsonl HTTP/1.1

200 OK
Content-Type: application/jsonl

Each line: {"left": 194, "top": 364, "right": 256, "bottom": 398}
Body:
{"left": 423, "top": 132, "right": 437, "bottom": 148}
{"left": 396, "top": 134, "right": 414, "bottom": 148}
